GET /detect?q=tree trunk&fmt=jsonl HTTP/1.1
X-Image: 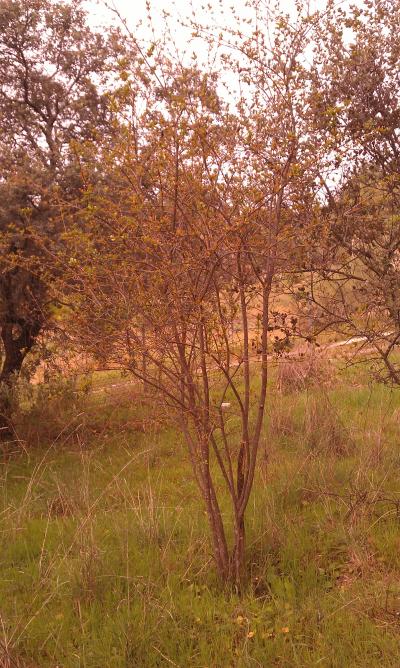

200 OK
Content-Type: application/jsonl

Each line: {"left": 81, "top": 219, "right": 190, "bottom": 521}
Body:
{"left": 206, "top": 501, "right": 230, "bottom": 582}
{"left": 231, "top": 440, "right": 247, "bottom": 588}
{"left": 0, "top": 396, "right": 12, "bottom": 441}
{"left": 232, "top": 515, "right": 246, "bottom": 589}
{"left": 0, "top": 319, "right": 41, "bottom": 441}
{"left": 140, "top": 324, "right": 150, "bottom": 394}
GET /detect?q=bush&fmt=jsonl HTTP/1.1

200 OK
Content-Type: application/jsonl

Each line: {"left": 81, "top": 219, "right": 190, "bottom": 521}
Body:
{"left": 13, "top": 373, "right": 91, "bottom": 447}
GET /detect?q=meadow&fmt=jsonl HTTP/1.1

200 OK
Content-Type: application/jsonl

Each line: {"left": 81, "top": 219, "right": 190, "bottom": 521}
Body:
{"left": 1, "top": 356, "right": 400, "bottom": 668}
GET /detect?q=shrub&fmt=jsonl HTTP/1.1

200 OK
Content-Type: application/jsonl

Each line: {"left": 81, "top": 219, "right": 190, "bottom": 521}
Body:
{"left": 13, "top": 373, "right": 91, "bottom": 448}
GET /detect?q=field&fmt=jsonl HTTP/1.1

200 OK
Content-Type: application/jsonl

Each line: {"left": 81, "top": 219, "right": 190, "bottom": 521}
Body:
{"left": 1, "top": 360, "right": 400, "bottom": 667}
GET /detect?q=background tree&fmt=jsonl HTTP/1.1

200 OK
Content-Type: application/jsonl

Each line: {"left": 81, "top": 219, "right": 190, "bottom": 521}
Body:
{"left": 302, "top": 0, "right": 400, "bottom": 381}
{"left": 0, "top": 0, "right": 123, "bottom": 433}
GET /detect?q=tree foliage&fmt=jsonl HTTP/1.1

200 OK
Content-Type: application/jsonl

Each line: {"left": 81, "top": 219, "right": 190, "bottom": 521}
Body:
{"left": 304, "top": 0, "right": 400, "bottom": 381}
{"left": 0, "top": 0, "right": 123, "bottom": 431}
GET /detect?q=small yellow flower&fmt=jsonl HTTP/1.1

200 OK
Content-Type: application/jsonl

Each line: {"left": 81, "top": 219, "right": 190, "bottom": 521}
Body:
{"left": 281, "top": 626, "right": 290, "bottom": 634}
{"left": 247, "top": 630, "right": 256, "bottom": 638}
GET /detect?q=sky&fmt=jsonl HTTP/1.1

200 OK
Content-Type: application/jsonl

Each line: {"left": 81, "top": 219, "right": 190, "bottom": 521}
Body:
{"left": 87, "top": 0, "right": 331, "bottom": 48}
{"left": 90, "top": 0, "right": 329, "bottom": 24}
{"left": 83, "top": 0, "right": 338, "bottom": 88}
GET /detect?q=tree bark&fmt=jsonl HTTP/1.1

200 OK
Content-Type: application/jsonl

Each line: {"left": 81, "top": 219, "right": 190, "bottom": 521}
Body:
{"left": 232, "top": 515, "right": 245, "bottom": 589}
{"left": 0, "top": 319, "right": 41, "bottom": 441}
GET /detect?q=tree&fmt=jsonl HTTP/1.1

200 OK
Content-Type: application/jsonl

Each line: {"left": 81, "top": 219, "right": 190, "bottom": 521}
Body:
{"left": 302, "top": 0, "right": 400, "bottom": 381}
{"left": 62, "top": 2, "right": 319, "bottom": 585}
{"left": 0, "top": 0, "right": 122, "bottom": 434}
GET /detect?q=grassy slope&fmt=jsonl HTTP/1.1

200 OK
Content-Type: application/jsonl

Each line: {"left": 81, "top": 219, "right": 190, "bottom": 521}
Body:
{"left": 1, "top": 372, "right": 400, "bottom": 667}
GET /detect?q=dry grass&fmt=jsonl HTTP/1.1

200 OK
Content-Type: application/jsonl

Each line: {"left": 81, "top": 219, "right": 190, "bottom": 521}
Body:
{"left": 303, "top": 392, "right": 353, "bottom": 457}
{"left": 276, "top": 345, "right": 333, "bottom": 394}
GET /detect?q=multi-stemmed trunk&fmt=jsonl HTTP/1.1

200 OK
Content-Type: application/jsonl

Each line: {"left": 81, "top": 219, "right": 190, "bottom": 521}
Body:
{"left": 198, "top": 455, "right": 250, "bottom": 588}
{"left": 182, "top": 276, "right": 272, "bottom": 589}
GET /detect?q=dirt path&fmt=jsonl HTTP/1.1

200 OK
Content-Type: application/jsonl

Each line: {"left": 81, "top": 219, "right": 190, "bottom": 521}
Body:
{"left": 91, "top": 333, "right": 390, "bottom": 395}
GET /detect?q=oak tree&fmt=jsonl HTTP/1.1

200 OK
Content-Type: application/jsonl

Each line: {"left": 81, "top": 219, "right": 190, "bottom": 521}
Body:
{"left": 0, "top": 0, "right": 122, "bottom": 433}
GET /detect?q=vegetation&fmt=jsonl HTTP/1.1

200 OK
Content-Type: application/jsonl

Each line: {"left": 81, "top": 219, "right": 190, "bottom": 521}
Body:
{"left": 0, "top": 0, "right": 399, "bottom": 664}
{"left": 1, "top": 365, "right": 400, "bottom": 666}
{"left": 305, "top": 0, "right": 400, "bottom": 383}
{"left": 0, "top": 0, "right": 122, "bottom": 432}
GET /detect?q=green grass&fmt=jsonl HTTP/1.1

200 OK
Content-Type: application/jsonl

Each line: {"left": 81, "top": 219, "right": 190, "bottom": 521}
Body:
{"left": 1, "top": 371, "right": 400, "bottom": 667}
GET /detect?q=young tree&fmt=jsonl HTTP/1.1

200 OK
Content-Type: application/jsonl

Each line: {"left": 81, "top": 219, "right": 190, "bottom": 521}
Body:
{"left": 63, "top": 2, "right": 319, "bottom": 585}
{"left": 0, "top": 0, "right": 122, "bottom": 434}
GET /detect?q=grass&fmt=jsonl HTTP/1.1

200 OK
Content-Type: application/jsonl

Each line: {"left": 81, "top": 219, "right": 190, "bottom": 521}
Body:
{"left": 1, "top": 369, "right": 400, "bottom": 667}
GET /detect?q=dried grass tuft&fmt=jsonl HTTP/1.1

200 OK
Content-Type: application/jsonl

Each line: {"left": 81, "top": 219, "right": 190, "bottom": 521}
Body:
{"left": 276, "top": 345, "right": 333, "bottom": 394}
{"left": 303, "top": 393, "right": 352, "bottom": 457}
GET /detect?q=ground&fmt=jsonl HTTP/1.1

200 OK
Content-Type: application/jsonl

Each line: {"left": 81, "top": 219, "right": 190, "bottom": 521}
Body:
{"left": 1, "top": 361, "right": 400, "bottom": 667}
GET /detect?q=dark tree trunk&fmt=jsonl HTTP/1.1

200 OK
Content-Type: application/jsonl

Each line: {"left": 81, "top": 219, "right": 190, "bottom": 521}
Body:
{"left": 0, "top": 395, "right": 12, "bottom": 441}
{"left": 231, "top": 441, "right": 247, "bottom": 587}
{"left": 0, "top": 319, "right": 41, "bottom": 440}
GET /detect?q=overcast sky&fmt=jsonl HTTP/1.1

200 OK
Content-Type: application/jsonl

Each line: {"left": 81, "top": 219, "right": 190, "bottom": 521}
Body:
{"left": 87, "top": 0, "right": 331, "bottom": 47}
{"left": 83, "top": 0, "right": 339, "bottom": 85}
